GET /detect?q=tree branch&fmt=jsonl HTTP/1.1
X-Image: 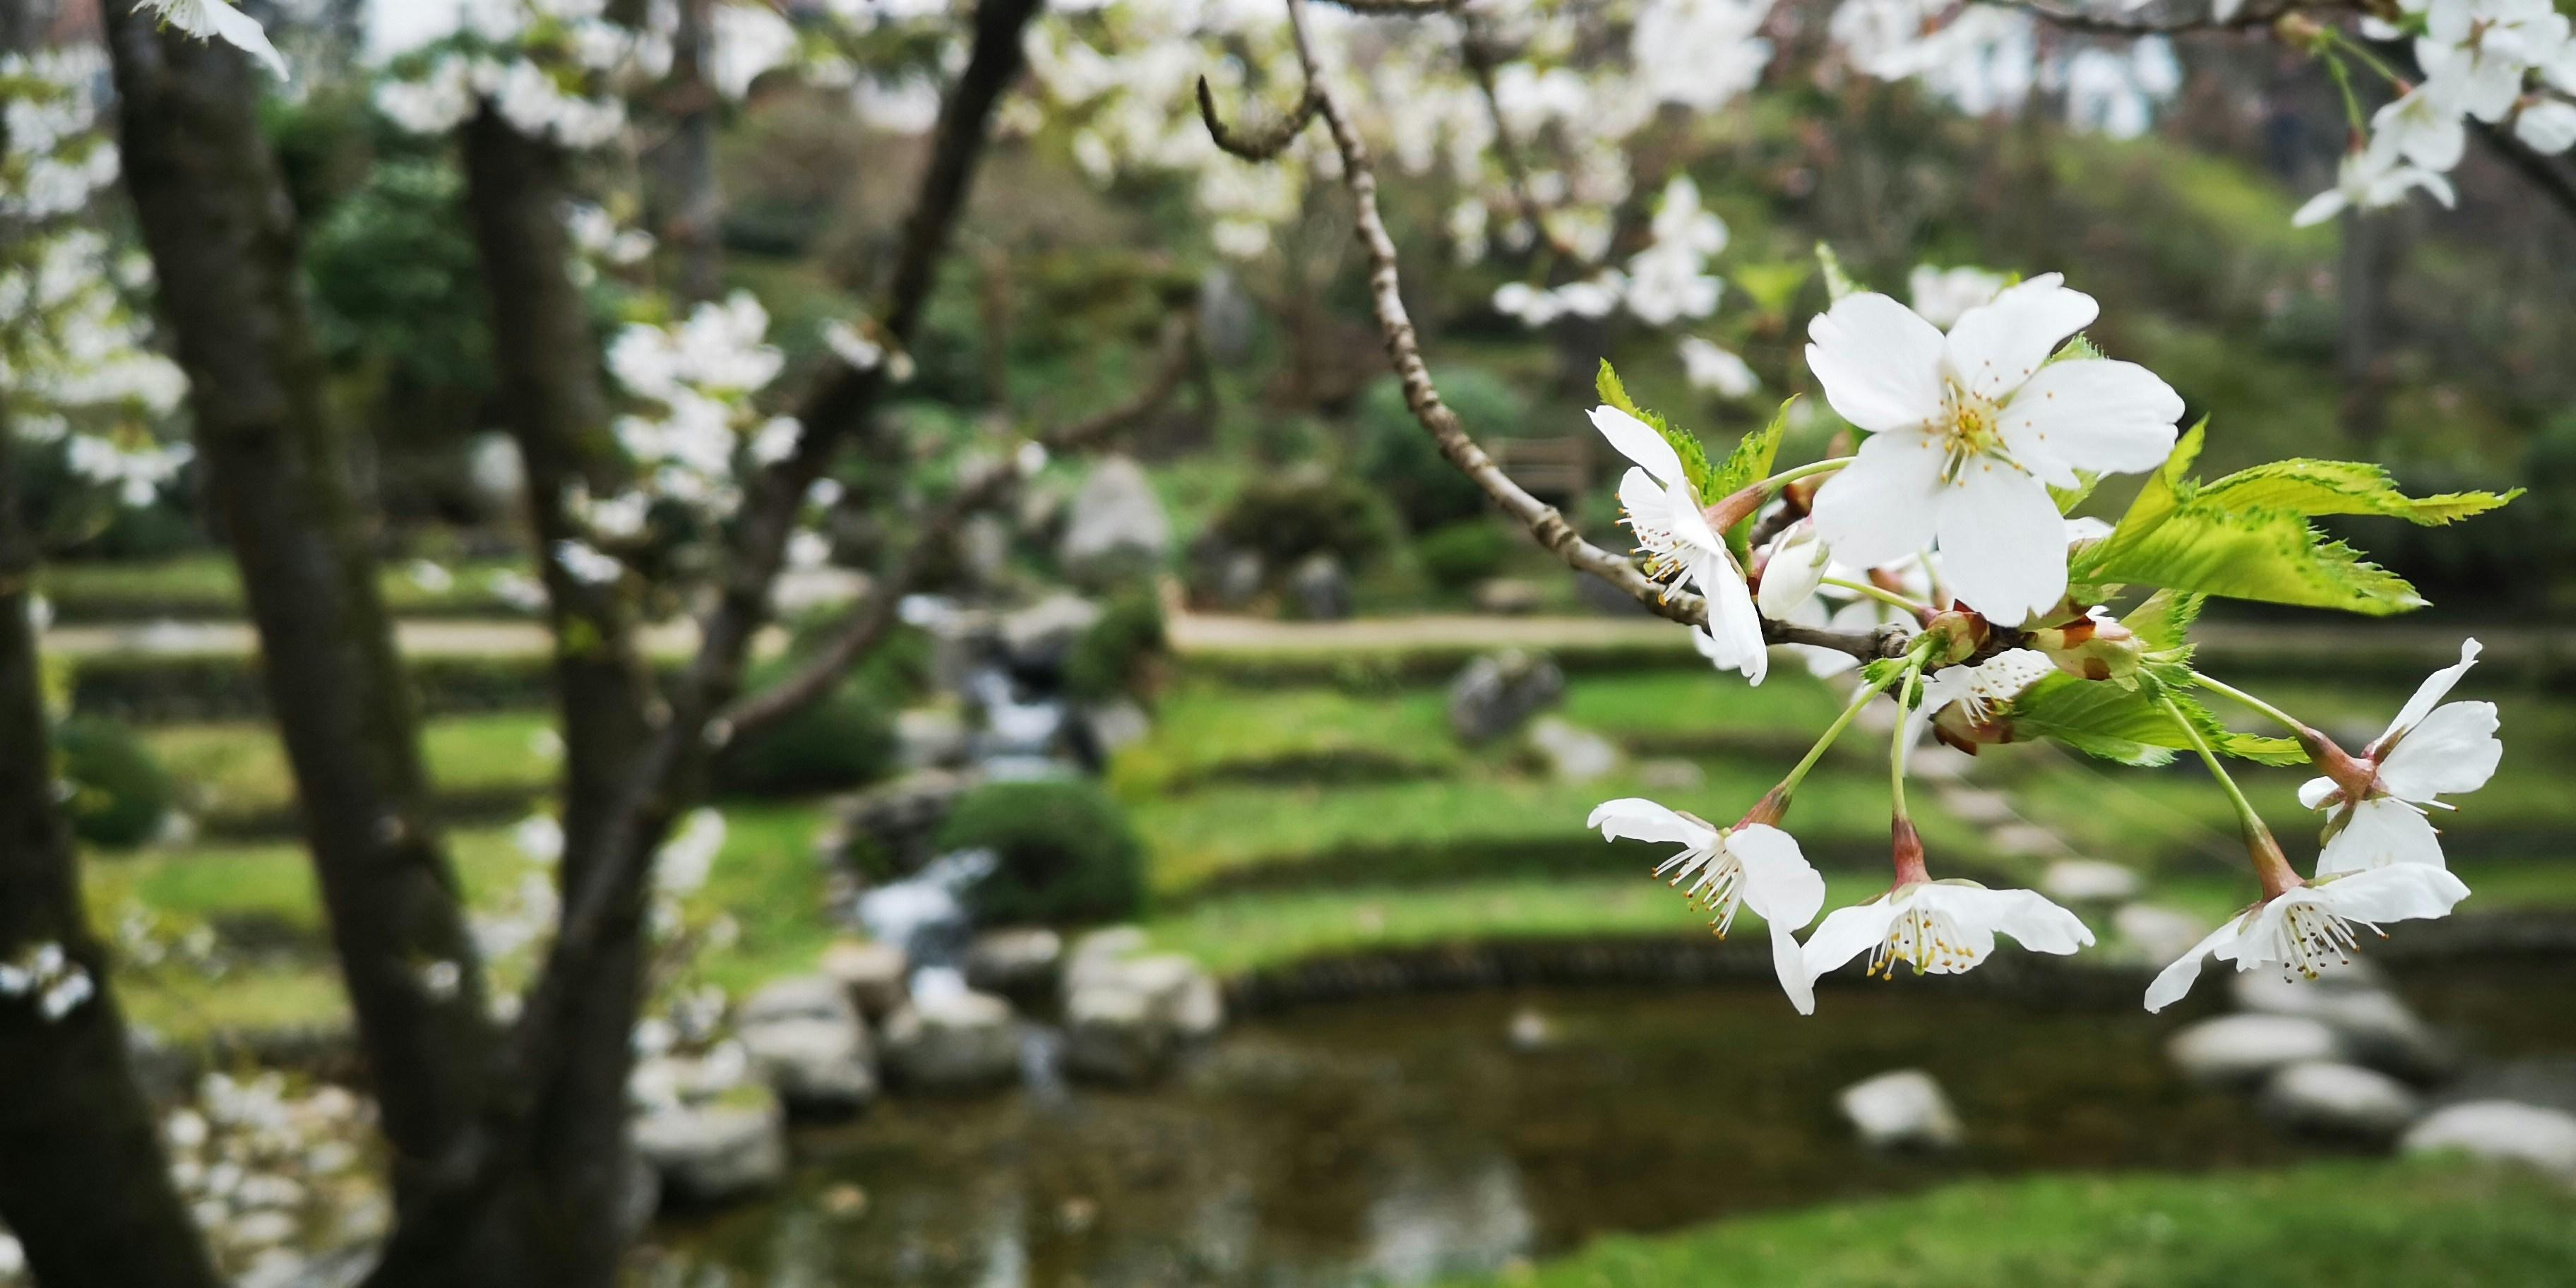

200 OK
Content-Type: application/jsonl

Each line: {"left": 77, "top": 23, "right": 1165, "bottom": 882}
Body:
{"left": 722, "top": 315, "right": 1198, "bottom": 740}
{"left": 1252, "top": 0, "right": 1899, "bottom": 664}
{"left": 1196, "top": 76, "right": 1322, "bottom": 160}
{"left": 1986, "top": 0, "right": 2326, "bottom": 35}
{"left": 2472, "top": 119, "right": 2576, "bottom": 229}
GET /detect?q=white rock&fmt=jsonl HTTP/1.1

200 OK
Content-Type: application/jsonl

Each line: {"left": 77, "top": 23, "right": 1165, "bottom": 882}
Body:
{"left": 1939, "top": 787, "right": 2017, "bottom": 825}
{"left": 633, "top": 1089, "right": 789, "bottom": 1204}
{"left": 2401, "top": 1101, "right": 2576, "bottom": 1177}
{"left": 818, "top": 939, "right": 910, "bottom": 1020}
{"left": 2229, "top": 972, "right": 2452, "bottom": 1080}
{"left": 2167, "top": 1013, "right": 2343, "bottom": 1085}
{"left": 1059, "top": 457, "right": 1171, "bottom": 589}
{"left": 1061, "top": 984, "right": 1172, "bottom": 1085}
{"left": 2040, "top": 859, "right": 2140, "bottom": 902}
{"left": 741, "top": 974, "right": 859, "bottom": 1028}
{"left": 2111, "top": 902, "right": 2213, "bottom": 965}
{"left": 1837, "top": 1069, "right": 1964, "bottom": 1151}
{"left": 740, "top": 1017, "right": 876, "bottom": 1114}
{"left": 1527, "top": 717, "right": 1619, "bottom": 784}
{"left": 1988, "top": 823, "right": 2070, "bottom": 859}
{"left": 881, "top": 989, "right": 1020, "bottom": 1092}
{"left": 965, "top": 927, "right": 1065, "bottom": 998}
{"left": 2260, "top": 1061, "right": 2423, "bottom": 1138}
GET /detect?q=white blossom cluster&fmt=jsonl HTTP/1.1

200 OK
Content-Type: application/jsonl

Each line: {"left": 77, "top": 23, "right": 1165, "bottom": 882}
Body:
{"left": 0, "top": 941, "right": 95, "bottom": 1021}
{"left": 1830, "top": 0, "right": 2183, "bottom": 138}
{"left": 2, "top": 52, "right": 195, "bottom": 510}
{"left": 164, "top": 1073, "right": 384, "bottom": 1283}
{"left": 1493, "top": 175, "right": 1730, "bottom": 329}
{"left": 2296, "top": 0, "right": 2576, "bottom": 225}
{"left": 371, "top": 0, "right": 646, "bottom": 146}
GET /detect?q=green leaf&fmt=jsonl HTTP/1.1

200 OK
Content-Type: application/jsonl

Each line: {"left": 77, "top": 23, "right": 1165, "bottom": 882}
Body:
{"left": 1707, "top": 398, "right": 1792, "bottom": 503}
{"left": 2005, "top": 676, "right": 2306, "bottom": 767}
{"left": 1814, "top": 242, "right": 1862, "bottom": 302}
{"left": 2068, "top": 424, "right": 2428, "bottom": 616}
{"left": 1596, "top": 359, "right": 1717, "bottom": 504}
{"left": 2121, "top": 590, "right": 2204, "bottom": 652}
{"left": 2193, "top": 458, "right": 2521, "bottom": 526}
{"left": 2051, "top": 470, "right": 2101, "bottom": 516}
{"left": 2050, "top": 335, "right": 2104, "bottom": 364}
{"left": 1732, "top": 261, "right": 1814, "bottom": 318}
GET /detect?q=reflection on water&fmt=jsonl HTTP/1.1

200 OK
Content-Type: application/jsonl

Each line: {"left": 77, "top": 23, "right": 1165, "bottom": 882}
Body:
{"left": 645, "top": 965, "right": 2575, "bottom": 1286}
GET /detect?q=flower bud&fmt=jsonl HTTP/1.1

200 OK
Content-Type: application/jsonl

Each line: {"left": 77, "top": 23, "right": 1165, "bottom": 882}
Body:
{"left": 2029, "top": 609, "right": 2142, "bottom": 681}
{"left": 1755, "top": 522, "right": 1829, "bottom": 619}
{"left": 1919, "top": 610, "right": 1988, "bottom": 666}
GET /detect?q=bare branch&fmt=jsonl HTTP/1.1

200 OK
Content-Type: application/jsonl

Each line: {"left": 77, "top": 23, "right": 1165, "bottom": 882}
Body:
{"left": 1196, "top": 76, "right": 1323, "bottom": 160}
{"left": 1270, "top": 0, "right": 1898, "bottom": 663}
{"left": 2472, "top": 121, "right": 2576, "bottom": 228}
{"left": 1988, "top": 0, "right": 2326, "bottom": 34}
{"left": 720, "top": 315, "right": 1198, "bottom": 739}
{"left": 1311, "top": 0, "right": 1459, "bottom": 13}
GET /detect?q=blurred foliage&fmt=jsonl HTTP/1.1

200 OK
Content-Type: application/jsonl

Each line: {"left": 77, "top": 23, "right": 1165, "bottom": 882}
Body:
{"left": 1064, "top": 589, "right": 1167, "bottom": 703}
{"left": 1356, "top": 372, "right": 1518, "bottom": 532}
{"left": 1412, "top": 520, "right": 1516, "bottom": 586}
{"left": 1209, "top": 464, "right": 1400, "bottom": 573}
{"left": 57, "top": 715, "right": 174, "bottom": 849}
{"left": 939, "top": 778, "right": 1147, "bottom": 925}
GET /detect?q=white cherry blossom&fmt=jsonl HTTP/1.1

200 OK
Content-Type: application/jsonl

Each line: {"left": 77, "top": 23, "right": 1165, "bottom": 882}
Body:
{"left": 2294, "top": 133, "right": 2459, "bottom": 227}
{"left": 1678, "top": 337, "right": 1760, "bottom": 398}
{"left": 1591, "top": 405, "right": 1767, "bottom": 684}
{"left": 2515, "top": 98, "right": 2576, "bottom": 153}
{"left": 1803, "top": 275, "right": 2185, "bottom": 624}
{"left": 2371, "top": 83, "right": 2469, "bottom": 172}
{"left": 138, "top": 0, "right": 290, "bottom": 79}
{"left": 2299, "top": 639, "right": 2500, "bottom": 875}
{"left": 2142, "top": 864, "right": 2471, "bottom": 1011}
{"left": 1906, "top": 263, "right": 2005, "bottom": 328}
{"left": 1802, "top": 879, "right": 2094, "bottom": 982}
{"left": 1755, "top": 520, "right": 1830, "bottom": 619}
{"left": 1589, "top": 799, "right": 1825, "bottom": 1013}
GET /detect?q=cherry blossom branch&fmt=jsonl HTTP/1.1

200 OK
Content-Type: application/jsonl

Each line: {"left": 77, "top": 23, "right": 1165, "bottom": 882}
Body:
{"left": 1455, "top": 13, "right": 1573, "bottom": 260}
{"left": 1195, "top": 77, "right": 1322, "bottom": 161}
{"left": 720, "top": 315, "right": 1198, "bottom": 740}
{"left": 1985, "top": 0, "right": 2332, "bottom": 35}
{"left": 1260, "top": 0, "right": 1904, "bottom": 664}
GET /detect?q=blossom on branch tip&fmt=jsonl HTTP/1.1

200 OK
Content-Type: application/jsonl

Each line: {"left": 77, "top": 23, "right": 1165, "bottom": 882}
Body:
{"left": 1590, "top": 405, "right": 1767, "bottom": 684}
{"left": 1802, "top": 830, "right": 2093, "bottom": 984}
{"left": 2142, "top": 864, "right": 2470, "bottom": 1011}
{"left": 1801, "top": 275, "right": 2183, "bottom": 625}
{"left": 1589, "top": 798, "right": 1825, "bottom": 1013}
{"left": 2298, "top": 638, "right": 2500, "bottom": 875}
{"left": 2292, "top": 134, "right": 2458, "bottom": 227}
{"left": 137, "top": 1, "right": 289, "bottom": 79}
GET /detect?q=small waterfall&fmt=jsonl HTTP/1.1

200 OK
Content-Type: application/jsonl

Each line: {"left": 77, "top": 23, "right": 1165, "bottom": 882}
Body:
{"left": 855, "top": 848, "right": 995, "bottom": 979}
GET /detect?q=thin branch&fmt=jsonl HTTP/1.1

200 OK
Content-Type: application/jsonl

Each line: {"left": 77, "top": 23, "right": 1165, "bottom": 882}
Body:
{"left": 1311, "top": 0, "right": 1458, "bottom": 13}
{"left": 1263, "top": 0, "right": 1900, "bottom": 664}
{"left": 1196, "top": 76, "right": 1323, "bottom": 160}
{"left": 1988, "top": 0, "right": 2324, "bottom": 34}
{"left": 721, "top": 315, "right": 1198, "bottom": 739}
{"left": 1455, "top": 12, "right": 1569, "bottom": 258}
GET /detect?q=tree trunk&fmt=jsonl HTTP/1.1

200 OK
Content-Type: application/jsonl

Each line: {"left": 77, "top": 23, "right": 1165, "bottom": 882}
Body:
{"left": 102, "top": 0, "right": 499, "bottom": 1209}
{"left": 445, "top": 107, "right": 660, "bottom": 1287}
{"left": 668, "top": 0, "right": 724, "bottom": 304}
{"left": 0, "top": 407, "right": 225, "bottom": 1288}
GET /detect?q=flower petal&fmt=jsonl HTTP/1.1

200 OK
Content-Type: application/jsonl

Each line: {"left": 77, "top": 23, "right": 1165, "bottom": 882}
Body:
{"left": 1729, "top": 825, "right": 1825, "bottom": 930}
{"left": 1698, "top": 545, "right": 1769, "bottom": 686}
{"left": 2291, "top": 189, "right": 2349, "bottom": 228}
{"left": 2297, "top": 776, "right": 2341, "bottom": 811}
{"left": 1933, "top": 460, "right": 2068, "bottom": 625}
{"left": 1590, "top": 405, "right": 1686, "bottom": 488}
{"left": 2143, "top": 918, "right": 2243, "bottom": 1013}
{"left": 1942, "top": 273, "right": 2099, "bottom": 401}
{"left": 1770, "top": 922, "right": 1816, "bottom": 1016}
{"left": 1800, "top": 898, "right": 1898, "bottom": 980}
{"left": 1586, "top": 798, "right": 1715, "bottom": 848}
{"left": 2315, "top": 861, "right": 2471, "bottom": 924}
{"left": 1804, "top": 293, "right": 1947, "bottom": 433}
{"left": 2378, "top": 638, "right": 2481, "bottom": 748}
{"left": 1997, "top": 359, "right": 2183, "bottom": 484}
{"left": 206, "top": 0, "right": 292, "bottom": 78}
{"left": 2317, "top": 796, "right": 2444, "bottom": 876}
{"left": 1988, "top": 888, "right": 2095, "bottom": 955}
{"left": 2375, "top": 700, "right": 2500, "bottom": 801}
{"left": 1808, "top": 427, "right": 1944, "bottom": 568}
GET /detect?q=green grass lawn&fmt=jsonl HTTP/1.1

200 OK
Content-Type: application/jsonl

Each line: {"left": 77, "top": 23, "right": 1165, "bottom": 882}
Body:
{"left": 148, "top": 710, "right": 561, "bottom": 836}
{"left": 89, "top": 800, "right": 836, "bottom": 1042}
{"left": 1445, "top": 1159, "right": 2576, "bottom": 1288}
{"left": 40, "top": 553, "right": 534, "bottom": 621}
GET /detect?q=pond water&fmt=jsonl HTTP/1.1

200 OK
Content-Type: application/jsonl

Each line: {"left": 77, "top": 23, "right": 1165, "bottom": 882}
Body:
{"left": 635, "top": 959, "right": 2576, "bottom": 1288}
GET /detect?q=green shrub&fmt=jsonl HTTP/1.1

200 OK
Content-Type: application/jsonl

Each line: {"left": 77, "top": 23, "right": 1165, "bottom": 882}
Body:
{"left": 1064, "top": 591, "right": 1167, "bottom": 701}
{"left": 1356, "top": 371, "right": 1522, "bottom": 531}
{"left": 938, "top": 780, "right": 1145, "bottom": 925}
{"left": 712, "top": 672, "right": 900, "bottom": 797}
{"left": 1414, "top": 520, "right": 1517, "bottom": 585}
{"left": 1209, "top": 464, "right": 1399, "bottom": 573}
{"left": 57, "top": 717, "right": 174, "bottom": 849}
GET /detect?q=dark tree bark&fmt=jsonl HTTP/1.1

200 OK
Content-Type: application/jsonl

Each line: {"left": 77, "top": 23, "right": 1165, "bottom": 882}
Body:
{"left": 0, "top": 410, "right": 225, "bottom": 1288}
{"left": 667, "top": 0, "right": 724, "bottom": 304}
{"left": 102, "top": 0, "right": 499, "bottom": 1207}
{"left": 427, "top": 107, "right": 659, "bottom": 1287}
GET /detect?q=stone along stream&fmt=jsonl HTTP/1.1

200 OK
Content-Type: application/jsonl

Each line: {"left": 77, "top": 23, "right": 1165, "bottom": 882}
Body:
{"left": 638, "top": 962, "right": 2576, "bottom": 1287}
